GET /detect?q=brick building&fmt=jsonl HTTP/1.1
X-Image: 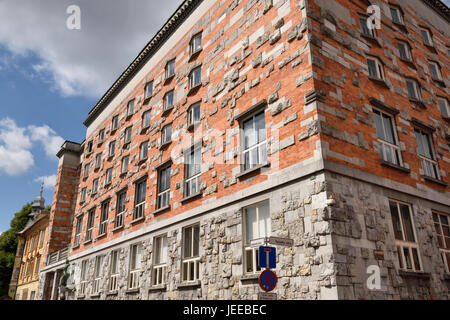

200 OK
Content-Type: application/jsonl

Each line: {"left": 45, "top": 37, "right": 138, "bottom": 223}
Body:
{"left": 38, "top": 0, "right": 449, "bottom": 300}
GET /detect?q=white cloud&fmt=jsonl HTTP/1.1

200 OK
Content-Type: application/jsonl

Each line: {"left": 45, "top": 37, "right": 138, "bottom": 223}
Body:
{"left": 0, "top": 0, "right": 181, "bottom": 98}
{"left": 0, "top": 118, "right": 63, "bottom": 176}
{"left": 35, "top": 174, "right": 57, "bottom": 189}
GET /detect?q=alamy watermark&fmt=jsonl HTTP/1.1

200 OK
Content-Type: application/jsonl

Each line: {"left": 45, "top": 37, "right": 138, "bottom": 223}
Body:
{"left": 66, "top": 5, "right": 81, "bottom": 30}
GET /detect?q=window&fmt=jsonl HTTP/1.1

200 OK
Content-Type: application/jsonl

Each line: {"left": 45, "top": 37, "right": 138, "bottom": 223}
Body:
{"left": 405, "top": 79, "right": 421, "bottom": 101}
{"left": 121, "top": 156, "right": 129, "bottom": 174}
{"left": 140, "top": 141, "right": 149, "bottom": 160}
{"left": 373, "top": 109, "right": 402, "bottom": 166}
{"left": 142, "top": 110, "right": 151, "bottom": 130}
{"left": 161, "top": 124, "right": 172, "bottom": 145}
{"left": 360, "top": 17, "right": 376, "bottom": 38}
{"left": 109, "top": 141, "right": 116, "bottom": 157}
{"left": 112, "top": 115, "right": 119, "bottom": 131}
{"left": 34, "top": 256, "right": 40, "bottom": 275}
{"left": 86, "top": 141, "right": 93, "bottom": 154}
{"left": 152, "top": 235, "right": 168, "bottom": 286}
{"left": 80, "top": 260, "right": 89, "bottom": 295}
{"left": 242, "top": 111, "right": 267, "bottom": 171}
{"left": 415, "top": 129, "right": 440, "bottom": 180}
{"left": 145, "top": 81, "right": 153, "bottom": 99}
{"left": 190, "top": 32, "right": 202, "bottom": 55}
{"left": 429, "top": 61, "right": 442, "bottom": 80}
{"left": 182, "top": 225, "right": 200, "bottom": 282}
{"left": 124, "top": 126, "right": 132, "bottom": 144}
{"left": 432, "top": 212, "right": 450, "bottom": 273}
{"left": 92, "top": 178, "right": 99, "bottom": 194}
{"left": 165, "top": 59, "right": 175, "bottom": 79}
{"left": 74, "top": 215, "right": 83, "bottom": 247}
{"left": 99, "top": 200, "right": 109, "bottom": 236}
{"left": 157, "top": 165, "right": 171, "bottom": 209}
{"left": 127, "top": 100, "right": 135, "bottom": 117}
{"left": 95, "top": 154, "right": 102, "bottom": 169}
{"left": 389, "top": 200, "right": 422, "bottom": 272}
{"left": 109, "top": 250, "right": 119, "bottom": 292}
{"left": 244, "top": 202, "right": 271, "bottom": 274}
{"left": 99, "top": 129, "right": 105, "bottom": 143}
{"left": 39, "top": 230, "right": 44, "bottom": 247}
{"left": 367, "top": 57, "right": 385, "bottom": 80}
{"left": 398, "top": 41, "right": 411, "bottom": 61}
{"left": 184, "top": 146, "right": 201, "bottom": 197}
{"left": 85, "top": 209, "right": 95, "bottom": 242}
{"left": 390, "top": 6, "right": 403, "bottom": 24}
{"left": 189, "top": 66, "right": 202, "bottom": 89}
{"left": 83, "top": 163, "right": 90, "bottom": 178}
{"left": 115, "top": 191, "right": 126, "bottom": 228}
{"left": 187, "top": 102, "right": 201, "bottom": 128}
{"left": 163, "top": 90, "right": 174, "bottom": 111}
{"left": 80, "top": 187, "right": 87, "bottom": 202}
{"left": 128, "top": 243, "right": 142, "bottom": 289}
{"left": 420, "top": 28, "right": 433, "bottom": 46}
{"left": 106, "top": 168, "right": 113, "bottom": 185}
{"left": 92, "top": 255, "right": 103, "bottom": 295}
{"left": 438, "top": 97, "right": 449, "bottom": 118}
{"left": 134, "top": 179, "right": 146, "bottom": 220}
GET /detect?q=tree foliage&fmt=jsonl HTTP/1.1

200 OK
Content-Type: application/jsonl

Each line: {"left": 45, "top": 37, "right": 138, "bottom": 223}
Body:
{"left": 0, "top": 203, "right": 32, "bottom": 297}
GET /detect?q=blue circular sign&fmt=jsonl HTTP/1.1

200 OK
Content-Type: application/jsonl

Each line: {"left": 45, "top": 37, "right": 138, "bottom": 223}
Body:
{"left": 259, "top": 270, "right": 277, "bottom": 292}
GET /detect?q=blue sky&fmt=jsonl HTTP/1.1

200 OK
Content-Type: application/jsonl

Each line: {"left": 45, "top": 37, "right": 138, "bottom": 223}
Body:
{"left": 0, "top": 0, "right": 181, "bottom": 232}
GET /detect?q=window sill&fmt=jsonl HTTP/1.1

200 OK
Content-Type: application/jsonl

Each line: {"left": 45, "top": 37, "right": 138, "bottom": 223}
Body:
{"left": 90, "top": 293, "right": 100, "bottom": 298}
{"left": 126, "top": 113, "right": 134, "bottom": 120}
{"left": 97, "top": 141, "right": 104, "bottom": 147}
{"left": 187, "top": 83, "right": 202, "bottom": 96}
{"left": 138, "top": 158, "right": 148, "bottom": 165}
{"left": 177, "top": 280, "right": 201, "bottom": 289}
{"left": 94, "top": 166, "right": 100, "bottom": 172}
{"left": 72, "top": 243, "right": 80, "bottom": 250}
{"left": 123, "top": 141, "right": 131, "bottom": 148}
{"left": 409, "top": 98, "right": 426, "bottom": 109}
{"left": 188, "top": 48, "right": 203, "bottom": 62}
{"left": 236, "top": 162, "right": 270, "bottom": 180}
{"left": 143, "top": 95, "right": 153, "bottom": 104}
{"left": 423, "top": 43, "right": 437, "bottom": 53}
{"left": 83, "top": 239, "right": 92, "bottom": 245}
{"left": 380, "top": 160, "right": 410, "bottom": 173}
{"left": 111, "top": 128, "right": 118, "bottom": 135}
{"left": 162, "top": 106, "right": 174, "bottom": 117}
{"left": 140, "top": 126, "right": 150, "bottom": 134}
{"left": 159, "top": 140, "right": 172, "bottom": 150}
{"left": 152, "top": 205, "right": 170, "bottom": 216}
{"left": 106, "top": 291, "right": 118, "bottom": 296}
{"left": 399, "top": 57, "right": 416, "bottom": 69}
{"left": 398, "top": 270, "right": 430, "bottom": 278}
{"left": 187, "top": 121, "right": 201, "bottom": 132}
{"left": 148, "top": 284, "right": 167, "bottom": 292}
{"left": 120, "top": 171, "right": 128, "bottom": 178}
{"left": 95, "top": 233, "right": 107, "bottom": 241}
{"left": 431, "top": 77, "right": 446, "bottom": 87}
{"left": 130, "top": 216, "right": 145, "bottom": 225}
{"left": 85, "top": 152, "right": 93, "bottom": 158}
{"left": 361, "top": 33, "right": 381, "bottom": 47}
{"left": 423, "top": 175, "right": 448, "bottom": 187}
{"left": 392, "top": 21, "right": 407, "bottom": 30}
{"left": 126, "top": 288, "right": 140, "bottom": 294}
{"left": 240, "top": 274, "right": 260, "bottom": 282}
{"left": 180, "top": 191, "right": 202, "bottom": 204}
{"left": 104, "top": 181, "right": 112, "bottom": 187}
{"left": 164, "top": 74, "right": 175, "bottom": 84}
{"left": 111, "top": 225, "right": 124, "bottom": 233}
{"left": 368, "top": 76, "right": 389, "bottom": 88}
{"left": 77, "top": 295, "right": 85, "bottom": 300}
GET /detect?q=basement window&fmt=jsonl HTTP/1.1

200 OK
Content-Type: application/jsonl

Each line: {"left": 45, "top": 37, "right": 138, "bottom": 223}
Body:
{"left": 128, "top": 243, "right": 142, "bottom": 289}
{"left": 182, "top": 224, "right": 200, "bottom": 282}
{"left": 432, "top": 212, "right": 450, "bottom": 274}
{"left": 152, "top": 235, "right": 168, "bottom": 286}
{"left": 108, "top": 250, "right": 119, "bottom": 292}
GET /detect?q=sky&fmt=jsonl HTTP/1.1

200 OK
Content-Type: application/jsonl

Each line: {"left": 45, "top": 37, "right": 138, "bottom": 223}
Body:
{"left": 0, "top": 0, "right": 181, "bottom": 233}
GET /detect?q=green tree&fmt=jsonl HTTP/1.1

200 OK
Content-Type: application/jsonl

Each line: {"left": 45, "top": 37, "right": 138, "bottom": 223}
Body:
{"left": 0, "top": 203, "right": 32, "bottom": 297}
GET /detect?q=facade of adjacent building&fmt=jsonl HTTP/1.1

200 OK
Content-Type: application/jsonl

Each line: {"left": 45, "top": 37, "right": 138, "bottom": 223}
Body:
{"left": 9, "top": 194, "right": 49, "bottom": 300}
{"left": 38, "top": 0, "right": 449, "bottom": 300}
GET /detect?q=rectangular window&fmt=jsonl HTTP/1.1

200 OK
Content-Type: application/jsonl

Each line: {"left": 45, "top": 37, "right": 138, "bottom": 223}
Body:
{"left": 145, "top": 81, "right": 153, "bottom": 99}
{"left": 80, "top": 187, "right": 87, "bottom": 202}
{"left": 367, "top": 57, "right": 384, "bottom": 80}
{"left": 188, "top": 102, "right": 201, "bottom": 127}
{"left": 112, "top": 116, "right": 119, "bottom": 131}
{"left": 152, "top": 235, "right": 168, "bottom": 286}
{"left": 95, "top": 154, "right": 102, "bottom": 169}
{"left": 184, "top": 146, "right": 201, "bottom": 197}
{"left": 140, "top": 141, "right": 149, "bottom": 160}
{"left": 161, "top": 124, "right": 172, "bottom": 145}
{"left": 92, "top": 178, "right": 99, "bottom": 194}
{"left": 74, "top": 215, "right": 83, "bottom": 247}
{"left": 142, "top": 111, "right": 151, "bottom": 129}
{"left": 360, "top": 17, "right": 376, "bottom": 38}
{"left": 420, "top": 28, "right": 432, "bottom": 46}
{"left": 86, "top": 141, "right": 93, "bottom": 154}
{"left": 34, "top": 256, "right": 40, "bottom": 275}
{"left": 373, "top": 109, "right": 402, "bottom": 166}
{"left": 85, "top": 209, "right": 95, "bottom": 242}
{"left": 165, "top": 59, "right": 175, "bottom": 79}
{"left": 80, "top": 260, "right": 89, "bottom": 295}
{"left": 134, "top": 180, "right": 146, "bottom": 220}
{"left": 189, "top": 66, "right": 202, "bottom": 89}
{"left": 406, "top": 79, "right": 421, "bottom": 101}
{"left": 109, "top": 250, "right": 119, "bottom": 292}
{"left": 389, "top": 200, "right": 422, "bottom": 272}
{"left": 99, "top": 200, "right": 109, "bottom": 235}
{"left": 39, "top": 230, "right": 45, "bottom": 247}
{"left": 115, "top": 191, "right": 126, "bottom": 228}
{"left": 190, "top": 32, "right": 202, "bottom": 55}
{"left": 84, "top": 163, "right": 90, "bottom": 178}
{"left": 164, "top": 90, "right": 174, "bottom": 111}
{"left": 390, "top": 7, "right": 403, "bottom": 24}
{"left": 99, "top": 129, "right": 105, "bottom": 142}
{"left": 106, "top": 168, "right": 113, "bottom": 185}
{"left": 127, "top": 100, "right": 135, "bottom": 117}
{"left": 398, "top": 42, "right": 411, "bottom": 61}
{"left": 124, "top": 126, "right": 132, "bottom": 144}
{"left": 242, "top": 111, "right": 267, "bottom": 171}
{"left": 182, "top": 225, "right": 200, "bottom": 282}
{"left": 438, "top": 98, "right": 449, "bottom": 118}
{"left": 244, "top": 201, "right": 271, "bottom": 274}
{"left": 157, "top": 165, "right": 171, "bottom": 209}
{"left": 121, "top": 156, "right": 129, "bottom": 174}
{"left": 415, "top": 129, "right": 440, "bottom": 180}
{"left": 128, "top": 243, "right": 141, "bottom": 289}
{"left": 92, "top": 255, "right": 103, "bottom": 295}
{"left": 429, "top": 62, "right": 442, "bottom": 80}
{"left": 433, "top": 212, "right": 450, "bottom": 273}
{"left": 109, "top": 141, "right": 116, "bottom": 157}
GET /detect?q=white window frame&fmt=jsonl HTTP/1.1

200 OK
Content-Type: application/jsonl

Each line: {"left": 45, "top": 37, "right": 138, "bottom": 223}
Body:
{"left": 432, "top": 212, "right": 450, "bottom": 274}
{"left": 405, "top": 79, "right": 421, "bottom": 101}
{"left": 80, "top": 187, "right": 87, "bottom": 202}
{"left": 85, "top": 209, "right": 95, "bottom": 242}
{"left": 152, "top": 235, "right": 168, "bottom": 286}
{"left": 428, "top": 61, "right": 442, "bottom": 80}
{"left": 161, "top": 124, "right": 172, "bottom": 145}
{"left": 184, "top": 146, "right": 201, "bottom": 197}
{"left": 92, "top": 178, "right": 99, "bottom": 194}
{"left": 134, "top": 179, "right": 146, "bottom": 220}
{"left": 360, "top": 16, "right": 376, "bottom": 38}
{"left": 243, "top": 201, "right": 271, "bottom": 274}
{"left": 92, "top": 255, "right": 103, "bottom": 295}
{"left": 109, "top": 250, "right": 119, "bottom": 292}
{"left": 367, "top": 57, "right": 385, "bottom": 80}
{"left": 95, "top": 154, "right": 101, "bottom": 169}
{"left": 190, "top": 32, "right": 202, "bottom": 56}
{"left": 390, "top": 6, "right": 403, "bottom": 24}
{"left": 127, "top": 100, "right": 134, "bottom": 117}
{"left": 80, "top": 260, "right": 89, "bottom": 295}
{"left": 109, "top": 141, "right": 116, "bottom": 157}
{"left": 124, "top": 126, "right": 132, "bottom": 144}
{"left": 121, "top": 156, "right": 129, "bottom": 174}
{"left": 140, "top": 141, "right": 149, "bottom": 161}
{"left": 145, "top": 81, "right": 153, "bottom": 99}
{"left": 188, "top": 102, "right": 201, "bottom": 127}
{"left": 420, "top": 28, "right": 433, "bottom": 46}
{"left": 165, "top": 59, "right": 175, "bottom": 79}
{"left": 189, "top": 66, "right": 202, "bottom": 89}
{"left": 438, "top": 97, "right": 450, "bottom": 118}
{"left": 398, "top": 41, "right": 412, "bottom": 61}
{"left": 389, "top": 200, "right": 423, "bottom": 272}
{"left": 99, "top": 200, "right": 109, "bottom": 236}
{"left": 415, "top": 128, "right": 440, "bottom": 180}
{"left": 99, "top": 129, "right": 105, "bottom": 143}
{"left": 112, "top": 115, "right": 119, "bottom": 131}
{"left": 106, "top": 168, "right": 113, "bottom": 185}
{"left": 241, "top": 110, "right": 268, "bottom": 171}
{"left": 86, "top": 141, "right": 93, "bottom": 154}
{"left": 373, "top": 109, "right": 403, "bottom": 166}
{"left": 115, "top": 191, "right": 126, "bottom": 228}
{"left": 164, "top": 90, "right": 174, "bottom": 111}
{"left": 182, "top": 224, "right": 200, "bottom": 283}
{"left": 157, "top": 165, "right": 171, "bottom": 209}
{"left": 74, "top": 215, "right": 83, "bottom": 247}
{"left": 142, "top": 111, "right": 151, "bottom": 129}
{"left": 128, "top": 243, "right": 142, "bottom": 289}
{"left": 84, "top": 163, "right": 90, "bottom": 178}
